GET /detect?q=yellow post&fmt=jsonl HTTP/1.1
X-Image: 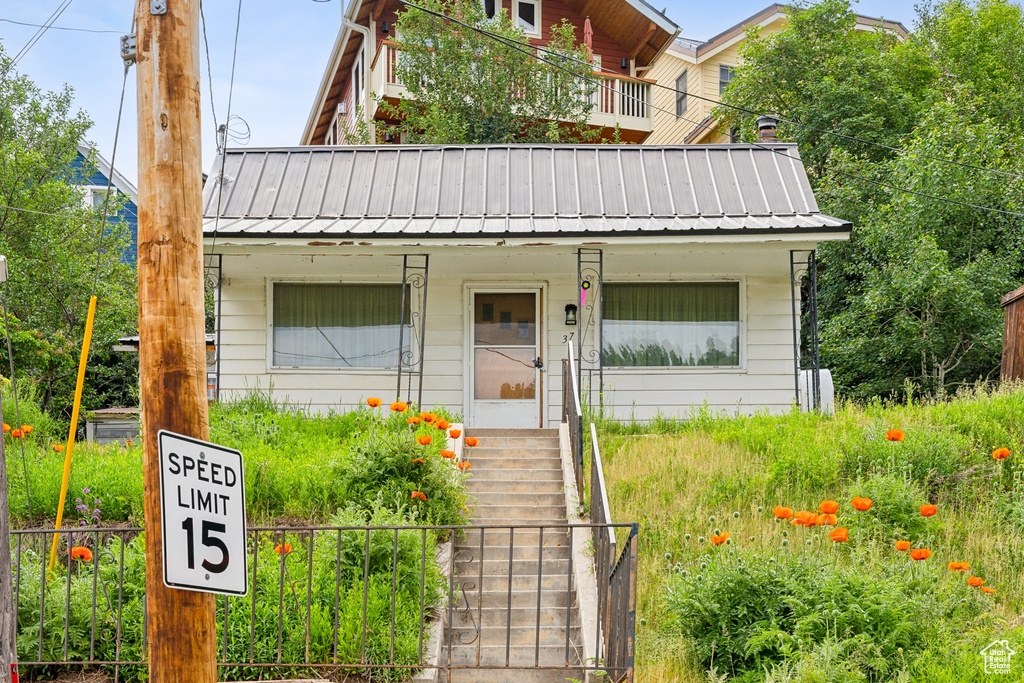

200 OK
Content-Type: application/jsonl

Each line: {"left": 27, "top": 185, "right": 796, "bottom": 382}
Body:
{"left": 48, "top": 295, "right": 97, "bottom": 571}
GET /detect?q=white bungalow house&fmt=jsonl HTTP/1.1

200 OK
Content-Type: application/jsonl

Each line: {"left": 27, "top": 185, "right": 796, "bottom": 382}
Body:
{"left": 202, "top": 143, "right": 849, "bottom": 427}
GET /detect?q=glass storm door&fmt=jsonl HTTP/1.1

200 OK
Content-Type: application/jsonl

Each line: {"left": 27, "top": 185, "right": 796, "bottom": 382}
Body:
{"left": 471, "top": 291, "right": 542, "bottom": 428}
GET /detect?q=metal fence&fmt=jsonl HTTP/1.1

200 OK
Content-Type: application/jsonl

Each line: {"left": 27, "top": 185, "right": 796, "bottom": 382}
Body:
{"left": 562, "top": 343, "right": 585, "bottom": 509}
{"left": 11, "top": 522, "right": 635, "bottom": 681}
{"left": 589, "top": 424, "right": 638, "bottom": 682}
{"left": 562, "top": 340, "right": 639, "bottom": 683}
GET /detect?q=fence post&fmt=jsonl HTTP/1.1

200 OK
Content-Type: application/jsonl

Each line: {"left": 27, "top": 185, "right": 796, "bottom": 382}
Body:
{"left": 0, "top": 387, "right": 16, "bottom": 682}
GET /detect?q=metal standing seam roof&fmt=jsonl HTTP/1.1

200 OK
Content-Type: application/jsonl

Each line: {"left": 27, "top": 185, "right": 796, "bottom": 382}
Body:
{"left": 202, "top": 144, "right": 851, "bottom": 238}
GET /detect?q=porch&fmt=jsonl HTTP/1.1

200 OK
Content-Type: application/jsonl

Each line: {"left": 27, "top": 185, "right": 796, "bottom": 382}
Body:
{"left": 202, "top": 144, "right": 849, "bottom": 424}
{"left": 368, "top": 41, "right": 655, "bottom": 141}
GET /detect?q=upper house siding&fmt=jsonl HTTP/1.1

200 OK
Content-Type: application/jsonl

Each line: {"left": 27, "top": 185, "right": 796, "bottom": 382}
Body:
{"left": 306, "top": 0, "right": 678, "bottom": 145}
{"left": 69, "top": 151, "right": 139, "bottom": 263}
{"left": 645, "top": 7, "right": 908, "bottom": 146}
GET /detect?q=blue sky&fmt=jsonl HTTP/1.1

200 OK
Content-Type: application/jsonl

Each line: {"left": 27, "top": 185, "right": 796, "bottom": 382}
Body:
{"left": 1, "top": 0, "right": 917, "bottom": 183}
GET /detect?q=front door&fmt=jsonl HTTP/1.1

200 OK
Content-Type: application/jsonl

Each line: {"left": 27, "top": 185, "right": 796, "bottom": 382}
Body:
{"left": 470, "top": 290, "right": 542, "bottom": 428}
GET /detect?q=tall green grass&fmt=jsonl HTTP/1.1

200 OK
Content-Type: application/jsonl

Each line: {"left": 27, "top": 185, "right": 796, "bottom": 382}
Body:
{"left": 6, "top": 389, "right": 470, "bottom": 527}
{"left": 600, "top": 385, "right": 1024, "bottom": 682}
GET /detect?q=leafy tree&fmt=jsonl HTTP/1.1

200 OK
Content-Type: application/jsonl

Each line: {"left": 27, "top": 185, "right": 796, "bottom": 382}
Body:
{"left": 0, "top": 46, "right": 138, "bottom": 420}
{"left": 381, "top": 0, "right": 599, "bottom": 143}
{"left": 717, "top": 0, "right": 1024, "bottom": 398}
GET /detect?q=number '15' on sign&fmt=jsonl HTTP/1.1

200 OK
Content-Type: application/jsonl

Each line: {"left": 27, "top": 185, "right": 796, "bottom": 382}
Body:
{"left": 158, "top": 430, "right": 248, "bottom": 596}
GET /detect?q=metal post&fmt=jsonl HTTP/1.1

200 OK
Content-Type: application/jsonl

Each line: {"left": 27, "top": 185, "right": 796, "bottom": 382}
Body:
{"left": 0, "top": 381, "right": 16, "bottom": 682}
{"left": 808, "top": 251, "right": 821, "bottom": 411}
{"left": 789, "top": 250, "right": 802, "bottom": 409}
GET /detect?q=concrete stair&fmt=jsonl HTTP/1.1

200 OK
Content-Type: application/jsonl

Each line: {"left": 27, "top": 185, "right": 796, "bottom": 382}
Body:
{"left": 442, "top": 428, "right": 583, "bottom": 683}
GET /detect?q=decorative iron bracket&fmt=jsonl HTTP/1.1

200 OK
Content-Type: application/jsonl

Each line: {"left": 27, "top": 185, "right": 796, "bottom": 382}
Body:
{"left": 789, "top": 249, "right": 821, "bottom": 411}
{"left": 396, "top": 254, "right": 429, "bottom": 406}
{"left": 577, "top": 248, "right": 603, "bottom": 410}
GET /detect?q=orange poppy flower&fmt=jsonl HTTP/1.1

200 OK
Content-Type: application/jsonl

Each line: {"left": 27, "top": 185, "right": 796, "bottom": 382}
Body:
{"left": 895, "top": 540, "right": 911, "bottom": 552}
{"left": 390, "top": 401, "right": 408, "bottom": 412}
{"left": 773, "top": 506, "right": 794, "bottom": 520}
{"left": 435, "top": 419, "right": 450, "bottom": 430}
{"left": 820, "top": 513, "right": 838, "bottom": 526}
{"left": 464, "top": 437, "right": 479, "bottom": 447}
{"left": 416, "top": 435, "right": 433, "bottom": 446}
{"left": 420, "top": 412, "right": 435, "bottom": 423}
{"left": 828, "top": 527, "right": 849, "bottom": 542}
{"left": 910, "top": 548, "right": 931, "bottom": 561}
{"left": 407, "top": 416, "right": 422, "bottom": 424}
{"left": 967, "top": 576, "right": 985, "bottom": 587}
{"left": 52, "top": 444, "right": 65, "bottom": 452}
{"left": 981, "top": 586, "right": 996, "bottom": 594}
{"left": 819, "top": 500, "right": 839, "bottom": 515}
{"left": 920, "top": 504, "right": 937, "bottom": 517}
{"left": 125, "top": 439, "right": 133, "bottom": 447}
{"left": 1, "top": 424, "right": 9, "bottom": 433}
{"left": 411, "top": 458, "right": 425, "bottom": 464}
{"left": 992, "top": 447, "right": 1011, "bottom": 460}
{"left": 366, "top": 397, "right": 382, "bottom": 408}
{"left": 449, "top": 428, "right": 462, "bottom": 439}
{"left": 457, "top": 461, "right": 471, "bottom": 470}
{"left": 711, "top": 532, "right": 730, "bottom": 546}
{"left": 275, "top": 543, "right": 292, "bottom": 555}
{"left": 791, "top": 511, "right": 815, "bottom": 526}
{"left": 21, "top": 425, "right": 32, "bottom": 434}
{"left": 411, "top": 490, "right": 427, "bottom": 501}
{"left": 440, "top": 450, "right": 455, "bottom": 459}
{"left": 851, "top": 497, "right": 873, "bottom": 511}
{"left": 70, "top": 546, "right": 93, "bottom": 562}
{"left": 886, "top": 429, "right": 905, "bottom": 442}
{"left": 10, "top": 429, "right": 22, "bottom": 439}
{"left": 947, "top": 562, "right": 970, "bottom": 572}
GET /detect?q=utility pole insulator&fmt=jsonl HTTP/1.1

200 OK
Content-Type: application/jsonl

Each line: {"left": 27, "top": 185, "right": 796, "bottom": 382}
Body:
{"left": 120, "top": 34, "right": 137, "bottom": 67}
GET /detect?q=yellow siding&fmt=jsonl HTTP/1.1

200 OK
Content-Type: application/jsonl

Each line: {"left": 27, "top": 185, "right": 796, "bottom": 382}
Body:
{"left": 645, "top": 16, "right": 791, "bottom": 145}
{"left": 644, "top": 51, "right": 701, "bottom": 145}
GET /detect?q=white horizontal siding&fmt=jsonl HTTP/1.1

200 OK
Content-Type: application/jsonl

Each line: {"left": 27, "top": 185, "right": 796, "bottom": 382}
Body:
{"left": 213, "top": 244, "right": 808, "bottom": 424}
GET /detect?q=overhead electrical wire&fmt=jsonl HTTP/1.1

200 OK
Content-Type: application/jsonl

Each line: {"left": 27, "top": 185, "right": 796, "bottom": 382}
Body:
{"left": 207, "top": 0, "right": 245, "bottom": 272}
{"left": 392, "top": 0, "right": 1024, "bottom": 219}
{"left": 2, "top": 0, "right": 77, "bottom": 77}
{"left": 0, "top": 17, "right": 120, "bottom": 34}
{"left": 395, "top": 0, "right": 1024, "bottom": 184}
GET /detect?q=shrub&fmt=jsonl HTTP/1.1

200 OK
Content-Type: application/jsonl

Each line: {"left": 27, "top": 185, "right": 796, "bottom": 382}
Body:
{"left": 665, "top": 547, "right": 985, "bottom": 680}
{"left": 843, "top": 473, "right": 930, "bottom": 541}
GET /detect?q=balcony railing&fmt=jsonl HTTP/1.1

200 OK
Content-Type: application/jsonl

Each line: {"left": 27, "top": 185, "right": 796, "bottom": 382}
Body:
{"left": 368, "top": 40, "right": 654, "bottom": 133}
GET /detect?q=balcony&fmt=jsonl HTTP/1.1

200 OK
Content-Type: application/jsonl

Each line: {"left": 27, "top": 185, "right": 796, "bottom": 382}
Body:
{"left": 368, "top": 40, "right": 655, "bottom": 137}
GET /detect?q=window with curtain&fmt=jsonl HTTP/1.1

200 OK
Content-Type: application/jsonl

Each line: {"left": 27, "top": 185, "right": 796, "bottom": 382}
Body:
{"left": 272, "top": 283, "right": 409, "bottom": 368}
{"left": 602, "top": 282, "right": 740, "bottom": 367}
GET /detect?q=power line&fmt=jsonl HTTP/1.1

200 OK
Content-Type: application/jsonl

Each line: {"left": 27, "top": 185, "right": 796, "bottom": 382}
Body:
{"left": 396, "top": 0, "right": 1024, "bottom": 183}
{"left": 0, "top": 204, "right": 94, "bottom": 220}
{"left": 199, "top": 1, "right": 220, "bottom": 137}
{"left": 92, "top": 52, "right": 132, "bottom": 291}
{"left": 207, "top": 0, "right": 245, "bottom": 271}
{"left": 2, "top": 0, "right": 77, "bottom": 77}
{"left": 0, "top": 17, "right": 120, "bottom": 34}
{"left": 393, "top": 0, "right": 1024, "bottom": 219}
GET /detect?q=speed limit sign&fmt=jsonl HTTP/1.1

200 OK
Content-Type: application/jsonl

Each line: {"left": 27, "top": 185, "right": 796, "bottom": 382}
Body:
{"left": 158, "top": 430, "right": 248, "bottom": 596}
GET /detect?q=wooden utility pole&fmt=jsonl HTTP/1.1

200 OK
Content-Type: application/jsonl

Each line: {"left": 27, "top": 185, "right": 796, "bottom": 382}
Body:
{"left": 135, "top": 1, "right": 217, "bottom": 681}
